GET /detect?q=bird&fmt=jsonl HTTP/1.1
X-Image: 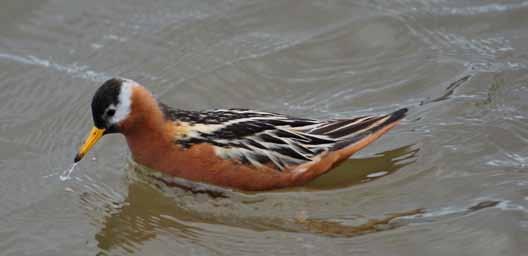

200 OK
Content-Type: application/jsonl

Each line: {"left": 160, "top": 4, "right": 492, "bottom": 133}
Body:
{"left": 74, "top": 78, "right": 408, "bottom": 191}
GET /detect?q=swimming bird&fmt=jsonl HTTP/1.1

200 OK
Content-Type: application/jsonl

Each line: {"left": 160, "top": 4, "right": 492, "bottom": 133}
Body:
{"left": 74, "top": 78, "right": 407, "bottom": 190}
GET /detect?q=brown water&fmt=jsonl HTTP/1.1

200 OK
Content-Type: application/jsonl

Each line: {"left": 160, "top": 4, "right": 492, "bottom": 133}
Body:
{"left": 1, "top": 0, "right": 528, "bottom": 255}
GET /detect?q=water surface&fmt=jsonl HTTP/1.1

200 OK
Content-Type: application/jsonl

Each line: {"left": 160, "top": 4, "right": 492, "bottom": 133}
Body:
{"left": 1, "top": 0, "right": 527, "bottom": 255}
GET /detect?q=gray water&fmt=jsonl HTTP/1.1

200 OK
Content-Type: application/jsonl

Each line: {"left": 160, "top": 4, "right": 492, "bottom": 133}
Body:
{"left": 1, "top": 0, "right": 528, "bottom": 255}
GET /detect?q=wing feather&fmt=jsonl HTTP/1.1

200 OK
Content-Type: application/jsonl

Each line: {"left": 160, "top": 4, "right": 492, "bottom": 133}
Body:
{"left": 164, "top": 106, "right": 407, "bottom": 171}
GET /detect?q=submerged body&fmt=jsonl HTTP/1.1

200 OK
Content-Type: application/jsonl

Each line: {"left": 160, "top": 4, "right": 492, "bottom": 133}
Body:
{"left": 75, "top": 78, "right": 407, "bottom": 190}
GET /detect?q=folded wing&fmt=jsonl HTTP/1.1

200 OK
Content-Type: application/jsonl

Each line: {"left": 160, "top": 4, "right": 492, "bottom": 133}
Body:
{"left": 163, "top": 106, "right": 407, "bottom": 171}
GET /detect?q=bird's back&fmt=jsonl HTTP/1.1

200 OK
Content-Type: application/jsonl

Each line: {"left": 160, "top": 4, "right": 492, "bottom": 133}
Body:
{"left": 160, "top": 104, "right": 407, "bottom": 174}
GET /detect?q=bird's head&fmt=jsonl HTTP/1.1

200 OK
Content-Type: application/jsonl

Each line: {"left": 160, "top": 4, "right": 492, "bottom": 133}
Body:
{"left": 74, "top": 78, "right": 139, "bottom": 162}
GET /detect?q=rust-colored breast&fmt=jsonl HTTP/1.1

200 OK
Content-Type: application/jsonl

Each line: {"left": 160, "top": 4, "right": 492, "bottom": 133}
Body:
{"left": 127, "top": 138, "right": 295, "bottom": 190}
{"left": 122, "top": 116, "right": 290, "bottom": 190}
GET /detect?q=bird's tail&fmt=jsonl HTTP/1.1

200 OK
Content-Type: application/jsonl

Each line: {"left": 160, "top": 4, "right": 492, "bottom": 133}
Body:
{"left": 331, "top": 108, "right": 407, "bottom": 155}
{"left": 291, "top": 108, "right": 407, "bottom": 183}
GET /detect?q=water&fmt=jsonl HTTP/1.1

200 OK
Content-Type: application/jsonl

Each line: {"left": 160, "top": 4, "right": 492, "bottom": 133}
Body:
{"left": 0, "top": 0, "right": 527, "bottom": 255}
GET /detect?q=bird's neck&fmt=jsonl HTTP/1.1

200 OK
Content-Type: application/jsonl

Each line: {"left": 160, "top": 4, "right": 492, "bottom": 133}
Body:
{"left": 119, "top": 86, "right": 163, "bottom": 133}
{"left": 119, "top": 86, "right": 176, "bottom": 163}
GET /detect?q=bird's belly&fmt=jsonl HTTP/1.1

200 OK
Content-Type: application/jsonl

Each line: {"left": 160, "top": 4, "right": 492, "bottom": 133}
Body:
{"left": 126, "top": 139, "right": 296, "bottom": 190}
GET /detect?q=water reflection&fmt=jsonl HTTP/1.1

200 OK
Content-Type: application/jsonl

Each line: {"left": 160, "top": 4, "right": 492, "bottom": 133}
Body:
{"left": 304, "top": 144, "right": 418, "bottom": 189}
{"left": 93, "top": 144, "right": 420, "bottom": 253}
{"left": 95, "top": 181, "right": 199, "bottom": 253}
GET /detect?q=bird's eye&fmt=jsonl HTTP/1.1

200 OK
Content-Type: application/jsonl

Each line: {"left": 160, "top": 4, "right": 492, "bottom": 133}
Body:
{"left": 107, "top": 109, "right": 116, "bottom": 117}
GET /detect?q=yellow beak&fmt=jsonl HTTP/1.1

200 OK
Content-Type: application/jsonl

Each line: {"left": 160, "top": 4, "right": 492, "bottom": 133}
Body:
{"left": 74, "top": 127, "right": 105, "bottom": 162}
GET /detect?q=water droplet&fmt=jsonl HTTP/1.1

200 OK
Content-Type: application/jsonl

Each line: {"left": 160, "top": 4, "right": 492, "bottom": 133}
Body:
{"left": 60, "top": 163, "right": 78, "bottom": 181}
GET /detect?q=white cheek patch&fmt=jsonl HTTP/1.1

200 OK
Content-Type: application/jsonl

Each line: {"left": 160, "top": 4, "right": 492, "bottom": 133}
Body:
{"left": 110, "top": 79, "right": 136, "bottom": 124}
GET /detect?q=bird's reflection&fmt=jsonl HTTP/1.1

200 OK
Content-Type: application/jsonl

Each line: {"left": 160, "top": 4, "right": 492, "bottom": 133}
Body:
{"left": 93, "top": 144, "right": 420, "bottom": 253}
{"left": 95, "top": 181, "right": 199, "bottom": 253}
{"left": 304, "top": 144, "right": 419, "bottom": 189}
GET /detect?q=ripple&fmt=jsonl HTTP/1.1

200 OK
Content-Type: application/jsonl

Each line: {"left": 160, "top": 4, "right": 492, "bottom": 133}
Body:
{"left": 430, "top": 2, "right": 528, "bottom": 16}
{"left": 0, "top": 52, "right": 110, "bottom": 81}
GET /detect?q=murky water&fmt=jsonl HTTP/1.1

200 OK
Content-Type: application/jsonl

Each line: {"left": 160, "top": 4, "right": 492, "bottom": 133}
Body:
{"left": 1, "top": 0, "right": 527, "bottom": 255}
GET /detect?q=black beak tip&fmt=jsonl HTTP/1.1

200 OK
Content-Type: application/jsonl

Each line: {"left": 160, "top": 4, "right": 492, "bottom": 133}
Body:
{"left": 74, "top": 154, "right": 82, "bottom": 163}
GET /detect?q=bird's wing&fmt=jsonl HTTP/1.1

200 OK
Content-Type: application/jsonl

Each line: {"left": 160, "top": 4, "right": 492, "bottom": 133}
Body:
{"left": 162, "top": 106, "right": 406, "bottom": 171}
